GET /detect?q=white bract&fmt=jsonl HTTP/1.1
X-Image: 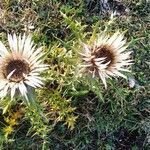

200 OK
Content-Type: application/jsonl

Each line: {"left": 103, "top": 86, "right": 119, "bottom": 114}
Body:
{"left": 80, "top": 32, "right": 133, "bottom": 88}
{"left": 0, "top": 33, "right": 48, "bottom": 100}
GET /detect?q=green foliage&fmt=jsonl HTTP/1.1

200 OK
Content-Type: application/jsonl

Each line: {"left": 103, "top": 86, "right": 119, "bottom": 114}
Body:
{"left": 0, "top": 0, "right": 149, "bottom": 149}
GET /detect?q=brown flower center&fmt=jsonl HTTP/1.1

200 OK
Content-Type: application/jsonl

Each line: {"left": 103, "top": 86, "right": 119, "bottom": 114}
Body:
{"left": 94, "top": 46, "right": 115, "bottom": 66}
{"left": 86, "top": 46, "right": 115, "bottom": 74}
{"left": 5, "top": 59, "right": 30, "bottom": 82}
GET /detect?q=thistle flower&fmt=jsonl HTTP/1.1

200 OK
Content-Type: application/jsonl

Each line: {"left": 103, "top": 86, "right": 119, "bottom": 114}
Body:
{"left": 0, "top": 33, "right": 48, "bottom": 100}
{"left": 80, "top": 32, "right": 132, "bottom": 88}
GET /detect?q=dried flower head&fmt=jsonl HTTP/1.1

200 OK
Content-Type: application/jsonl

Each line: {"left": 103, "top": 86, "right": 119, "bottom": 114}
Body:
{"left": 80, "top": 32, "right": 133, "bottom": 88}
{"left": 0, "top": 33, "right": 48, "bottom": 100}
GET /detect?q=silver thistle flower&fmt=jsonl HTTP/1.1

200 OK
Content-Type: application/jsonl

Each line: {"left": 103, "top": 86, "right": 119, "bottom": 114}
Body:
{"left": 79, "top": 32, "right": 133, "bottom": 88}
{"left": 0, "top": 33, "right": 48, "bottom": 100}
